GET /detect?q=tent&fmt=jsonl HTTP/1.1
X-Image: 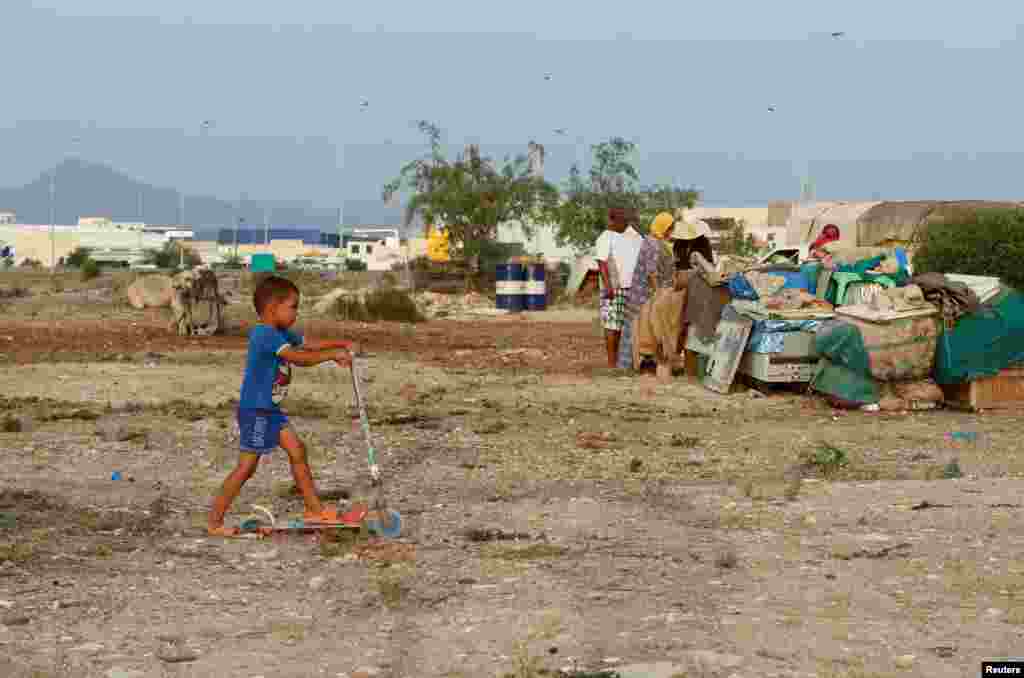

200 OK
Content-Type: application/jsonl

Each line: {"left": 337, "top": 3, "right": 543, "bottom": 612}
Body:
{"left": 567, "top": 255, "right": 600, "bottom": 301}
{"left": 858, "top": 200, "right": 1024, "bottom": 246}
{"left": 786, "top": 201, "right": 879, "bottom": 249}
{"left": 786, "top": 200, "right": 1024, "bottom": 250}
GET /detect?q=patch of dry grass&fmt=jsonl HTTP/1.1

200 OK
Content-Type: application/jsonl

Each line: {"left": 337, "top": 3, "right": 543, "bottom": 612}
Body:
{"left": 0, "top": 541, "right": 35, "bottom": 563}
{"left": 331, "top": 287, "right": 425, "bottom": 323}
{"left": 718, "top": 506, "right": 786, "bottom": 532}
{"left": 267, "top": 620, "right": 308, "bottom": 643}
{"left": 371, "top": 561, "right": 416, "bottom": 608}
{"left": 715, "top": 548, "right": 740, "bottom": 569}
{"left": 483, "top": 543, "right": 568, "bottom": 562}
{"left": 820, "top": 592, "right": 851, "bottom": 621}
{"left": 501, "top": 610, "right": 564, "bottom": 678}
{"left": 318, "top": 526, "right": 368, "bottom": 559}
{"left": 817, "top": 657, "right": 896, "bottom": 678}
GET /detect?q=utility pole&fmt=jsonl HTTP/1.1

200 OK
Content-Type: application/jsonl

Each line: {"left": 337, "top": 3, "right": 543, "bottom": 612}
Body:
{"left": 235, "top": 216, "right": 243, "bottom": 262}
{"left": 263, "top": 206, "right": 269, "bottom": 246}
{"left": 49, "top": 171, "right": 56, "bottom": 271}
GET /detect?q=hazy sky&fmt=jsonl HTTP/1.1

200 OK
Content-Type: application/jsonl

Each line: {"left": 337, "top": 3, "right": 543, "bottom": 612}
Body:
{"left": 4, "top": 0, "right": 1024, "bottom": 210}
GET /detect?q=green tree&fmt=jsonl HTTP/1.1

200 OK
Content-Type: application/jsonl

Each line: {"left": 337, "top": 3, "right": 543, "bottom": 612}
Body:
{"left": 221, "top": 252, "right": 245, "bottom": 269}
{"left": 144, "top": 241, "right": 202, "bottom": 269}
{"left": 717, "top": 219, "right": 759, "bottom": 258}
{"left": 65, "top": 247, "right": 94, "bottom": 268}
{"left": 914, "top": 208, "right": 1024, "bottom": 290}
{"left": 383, "top": 121, "right": 560, "bottom": 276}
{"left": 345, "top": 258, "right": 368, "bottom": 272}
{"left": 80, "top": 258, "right": 101, "bottom": 281}
{"left": 543, "top": 138, "right": 699, "bottom": 253}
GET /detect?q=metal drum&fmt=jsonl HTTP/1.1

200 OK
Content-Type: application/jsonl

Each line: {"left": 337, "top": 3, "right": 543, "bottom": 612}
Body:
{"left": 495, "top": 263, "right": 513, "bottom": 310}
{"left": 525, "top": 263, "right": 547, "bottom": 311}
{"left": 507, "top": 262, "right": 527, "bottom": 312}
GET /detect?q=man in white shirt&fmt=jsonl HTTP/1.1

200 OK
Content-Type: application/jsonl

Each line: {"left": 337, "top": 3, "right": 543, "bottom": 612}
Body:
{"left": 594, "top": 207, "right": 643, "bottom": 368}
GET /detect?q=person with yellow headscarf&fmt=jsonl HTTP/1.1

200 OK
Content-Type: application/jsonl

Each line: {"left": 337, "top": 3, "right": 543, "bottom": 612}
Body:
{"left": 617, "top": 212, "right": 677, "bottom": 370}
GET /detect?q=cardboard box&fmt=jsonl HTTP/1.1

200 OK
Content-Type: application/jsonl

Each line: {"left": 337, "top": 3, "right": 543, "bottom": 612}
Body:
{"left": 941, "top": 368, "right": 1024, "bottom": 411}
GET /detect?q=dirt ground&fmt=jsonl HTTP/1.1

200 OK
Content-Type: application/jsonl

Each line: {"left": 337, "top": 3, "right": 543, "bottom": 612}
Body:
{"left": 2, "top": 273, "right": 1024, "bottom": 678}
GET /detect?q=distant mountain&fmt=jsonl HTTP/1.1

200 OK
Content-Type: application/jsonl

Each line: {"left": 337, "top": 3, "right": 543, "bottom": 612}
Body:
{"left": 0, "top": 158, "right": 414, "bottom": 236}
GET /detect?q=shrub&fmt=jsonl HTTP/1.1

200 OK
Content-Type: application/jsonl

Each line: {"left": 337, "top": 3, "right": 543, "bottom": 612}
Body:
{"left": 19, "top": 258, "right": 43, "bottom": 269}
{"left": 913, "top": 208, "right": 1024, "bottom": 290}
{"left": 405, "top": 256, "right": 434, "bottom": 272}
{"left": 332, "top": 288, "right": 424, "bottom": 323}
{"left": 221, "top": 253, "right": 245, "bottom": 270}
{"left": 144, "top": 242, "right": 202, "bottom": 269}
{"left": 345, "top": 258, "right": 368, "bottom": 272}
{"left": 80, "top": 259, "right": 101, "bottom": 281}
{"left": 66, "top": 247, "right": 94, "bottom": 268}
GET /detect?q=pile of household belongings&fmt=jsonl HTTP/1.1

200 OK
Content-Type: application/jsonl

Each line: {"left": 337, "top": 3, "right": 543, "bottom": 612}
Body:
{"left": 683, "top": 243, "right": 1024, "bottom": 411}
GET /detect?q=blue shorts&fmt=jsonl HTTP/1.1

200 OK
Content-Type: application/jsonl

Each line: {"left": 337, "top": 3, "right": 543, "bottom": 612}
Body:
{"left": 237, "top": 408, "right": 290, "bottom": 455}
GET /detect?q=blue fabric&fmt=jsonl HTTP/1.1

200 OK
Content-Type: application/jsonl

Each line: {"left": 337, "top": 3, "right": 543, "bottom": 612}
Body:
{"left": 239, "top": 324, "right": 304, "bottom": 411}
{"left": 895, "top": 248, "right": 909, "bottom": 273}
{"left": 617, "top": 314, "right": 635, "bottom": 368}
{"left": 727, "top": 274, "right": 759, "bottom": 300}
{"left": 778, "top": 271, "right": 811, "bottom": 291}
{"left": 237, "top": 409, "right": 290, "bottom": 454}
{"left": 747, "top": 320, "right": 822, "bottom": 354}
{"left": 801, "top": 263, "right": 823, "bottom": 295}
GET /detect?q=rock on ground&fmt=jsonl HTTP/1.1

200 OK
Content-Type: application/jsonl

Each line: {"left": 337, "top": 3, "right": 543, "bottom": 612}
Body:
{"left": 125, "top": 275, "right": 173, "bottom": 310}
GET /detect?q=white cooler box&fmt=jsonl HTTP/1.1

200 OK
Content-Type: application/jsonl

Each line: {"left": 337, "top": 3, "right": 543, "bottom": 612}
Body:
{"left": 739, "top": 353, "right": 818, "bottom": 382}
{"left": 740, "top": 331, "right": 819, "bottom": 383}
{"left": 687, "top": 327, "right": 820, "bottom": 383}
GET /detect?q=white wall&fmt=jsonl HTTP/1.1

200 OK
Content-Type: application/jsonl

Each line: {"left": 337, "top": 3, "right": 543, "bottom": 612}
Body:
{"left": 496, "top": 220, "right": 576, "bottom": 263}
{"left": 344, "top": 239, "right": 404, "bottom": 271}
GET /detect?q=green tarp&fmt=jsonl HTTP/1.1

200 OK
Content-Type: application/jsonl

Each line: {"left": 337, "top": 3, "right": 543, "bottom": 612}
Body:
{"left": 934, "top": 288, "right": 1024, "bottom": 385}
{"left": 814, "top": 322, "right": 872, "bottom": 377}
{"left": 810, "top": 358, "right": 881, "bottom": 405}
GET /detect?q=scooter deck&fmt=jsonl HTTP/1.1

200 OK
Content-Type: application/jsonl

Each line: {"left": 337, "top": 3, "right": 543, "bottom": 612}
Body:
{"left": 242, "top": 522, "right": 363, "bottom": 536}
{"left": 239, "top": 506, "right": 401, "bottom": 538}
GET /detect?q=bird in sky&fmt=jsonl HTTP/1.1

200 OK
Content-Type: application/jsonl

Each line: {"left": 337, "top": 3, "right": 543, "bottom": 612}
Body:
{"left": 543, "top": 73, "right": 553, "bottom": 81}
{"left": 831, "top": 31, "right": 845, "bottom": 39}
{"left": 359, "top": 98, "right": 369, "bottom": 110}
{"left": 554, "top": 128, "right": 568, "bottom": 136}
{"left": 767, "top": 106, "right": 776, "bottom": 113}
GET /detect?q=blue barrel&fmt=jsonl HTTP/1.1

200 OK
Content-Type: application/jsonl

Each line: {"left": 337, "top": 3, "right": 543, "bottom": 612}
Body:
{"left": 495, "top": 263, "right": 512, "bottom": 310}
{"left": 525, "top": 264, "right": 547, "bottom": 311}
{"left": 507, "top": 262, "right": 527, "bottom": 312}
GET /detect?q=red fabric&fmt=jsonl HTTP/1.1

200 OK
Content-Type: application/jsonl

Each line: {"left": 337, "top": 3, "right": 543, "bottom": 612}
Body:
{"left": 811, "top": 224, "right": 841, "bottom": 251}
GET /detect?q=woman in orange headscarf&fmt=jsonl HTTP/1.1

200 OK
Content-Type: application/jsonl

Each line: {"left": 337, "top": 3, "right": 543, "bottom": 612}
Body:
{"left": 618, "top": 212, "right": 677, "bottom": 370}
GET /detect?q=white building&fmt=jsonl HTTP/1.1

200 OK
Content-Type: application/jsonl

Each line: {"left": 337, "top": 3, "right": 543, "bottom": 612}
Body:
{"left": 496, "top": 220, "right": 576, "bottom": 263}
{"left": 341, "top": 234, "right": 403, "bottom": 271}
{"left": 0, "top": 210, "right": 16, "bottom": 225}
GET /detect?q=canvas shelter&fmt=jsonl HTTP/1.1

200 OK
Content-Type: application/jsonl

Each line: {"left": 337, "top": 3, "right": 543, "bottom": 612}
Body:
{"left": 786, "top": 201, "right": 878, "bottom": 249}
{"left": 857, "top": 200, "right": 1024, "bottom": 247}
{"left": 567, "top": 255, "right": 600, "bottom": 300}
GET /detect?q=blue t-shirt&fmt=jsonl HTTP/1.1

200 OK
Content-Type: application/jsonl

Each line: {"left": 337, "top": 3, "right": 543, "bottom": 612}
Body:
{"left": 239, "top": 324, "right": 304, "bottom": 411}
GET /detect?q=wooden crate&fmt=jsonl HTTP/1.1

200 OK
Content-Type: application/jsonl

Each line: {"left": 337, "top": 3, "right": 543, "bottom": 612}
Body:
{"left": 941, "top": 368, "right": 1024, "bottom": 411}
